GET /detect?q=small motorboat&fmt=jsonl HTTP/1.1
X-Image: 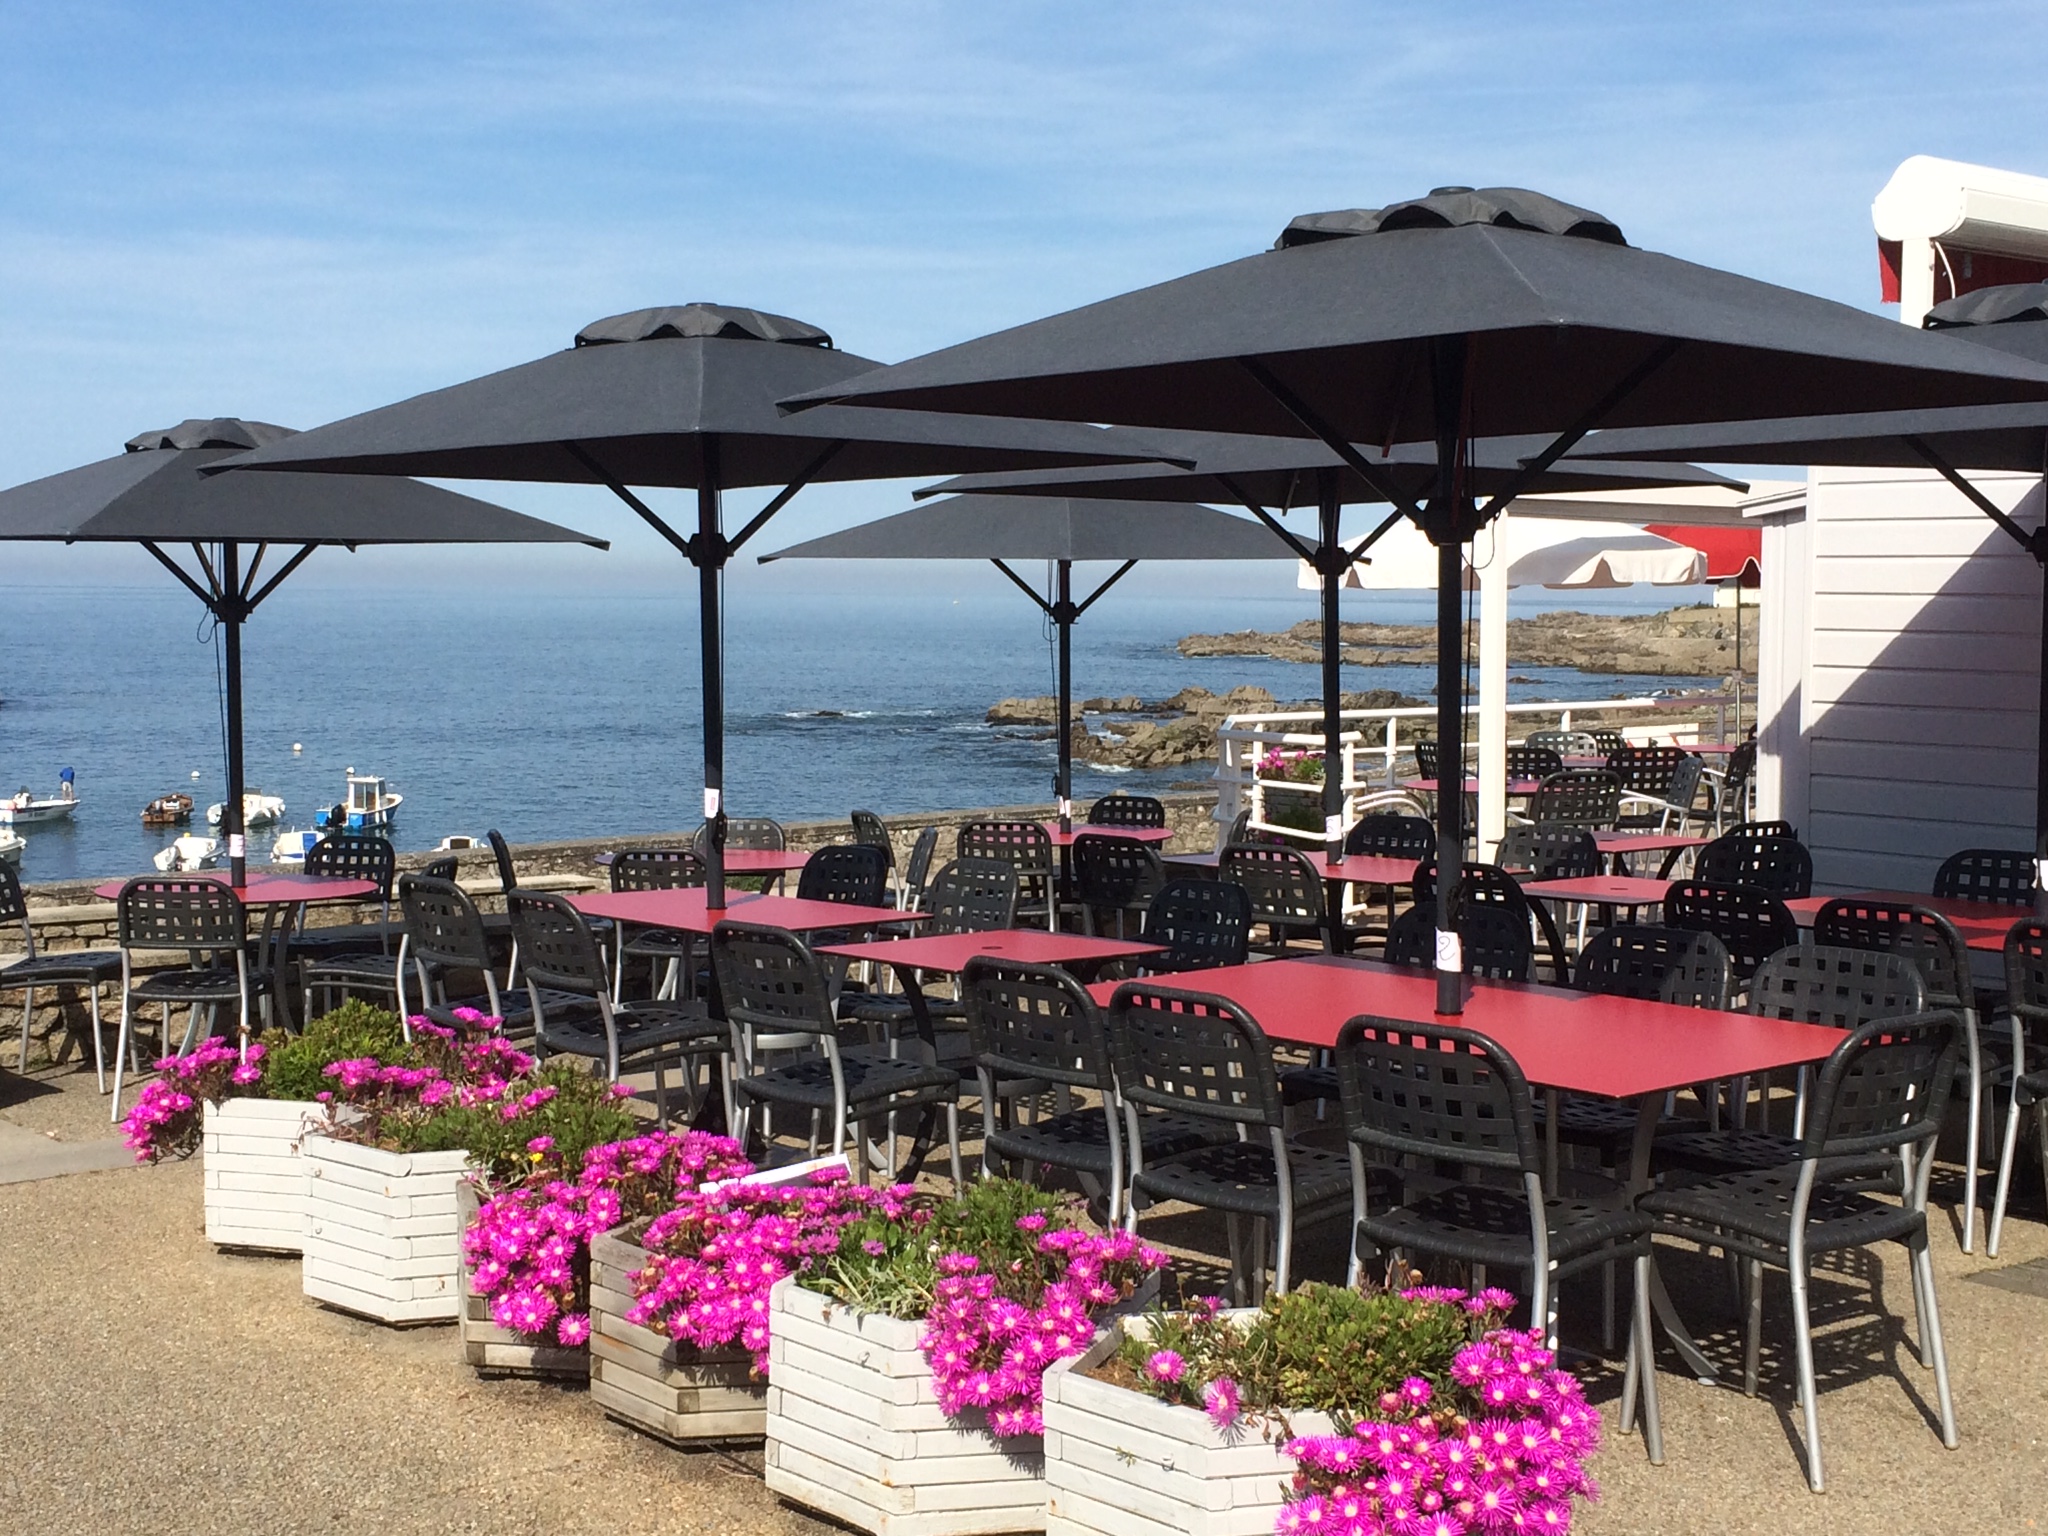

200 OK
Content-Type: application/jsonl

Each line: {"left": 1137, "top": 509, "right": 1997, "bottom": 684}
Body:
{"left": 271, "top": 828, "right": 322, "bottom": 865}
{"left": 207, "top": 790, "right": 285, "bottom": 828}
{"left": 153, "top": 834, "right": 220, "bottom": 872}
{"left": 434, "top": 834, "right": 480, "bottom": 852}
{"left": 2, "top": 769, "right": 82, "bottom": 827}
{"left": 0, "top": 829, "right": 23, "bottom": 864}
{"left": 142, "top": 792, "right": 194, "bottom": 826}
{"left": 315, "top": 771, "right": 402, "bottom": 833}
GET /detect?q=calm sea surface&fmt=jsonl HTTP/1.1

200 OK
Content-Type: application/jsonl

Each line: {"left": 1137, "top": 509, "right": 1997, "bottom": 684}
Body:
{"left": 0, "top": 583, "right": 1698, "bottom": 882}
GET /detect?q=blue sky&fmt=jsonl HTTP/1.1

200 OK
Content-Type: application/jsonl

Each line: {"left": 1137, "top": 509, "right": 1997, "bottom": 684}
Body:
{"left": 3, "top": 1, "right": 2045, "bottom": 598}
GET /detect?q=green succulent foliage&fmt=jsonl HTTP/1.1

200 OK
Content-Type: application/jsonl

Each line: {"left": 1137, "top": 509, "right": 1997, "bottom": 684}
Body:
{"left": 805, "top": 1177, "right": 1070, "bottom": 1319}
{"left": 382, "top": 1058, "right": 640, "bottom": 1185}
{"left": 255, "top": 1001, "right": 409, "bottom": 1101}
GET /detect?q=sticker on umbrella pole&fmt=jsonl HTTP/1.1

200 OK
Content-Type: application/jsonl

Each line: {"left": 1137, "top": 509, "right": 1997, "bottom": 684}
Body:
{"left": 704, "top": 788, "right": 721, "bottom": 818}
{"left": 1059, "top": 798, "right": 1072, "bottom": 822}
{"left": 1325, "top": 813, "right": 1344, "bottom": 843}
{"left": 228, "top": 835, "right": 245, "bottom": 860}
{"left": 1435, "top": 930, "right": 1462, "bottom": 972}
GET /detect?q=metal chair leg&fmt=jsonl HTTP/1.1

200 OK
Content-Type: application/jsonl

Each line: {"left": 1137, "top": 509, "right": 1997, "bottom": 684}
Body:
{"left": 1742, "top": 1259, "right": 1764, "bottom": 1397}
{"left": 1789, "top": 1259, "right": 1825, "bottom": 1493}
{"left": 17, "top": 984, "right": 32, "bottom": 1071}
{"left": 1961, "top": 1015, "right": 1983, "bottom": 1252}
{"left": 1912, "top": 1230, "right": 1959, "bottom": 1449}
{"left": 1988, "top": 1089, "right": 2023, "bottom": 1257}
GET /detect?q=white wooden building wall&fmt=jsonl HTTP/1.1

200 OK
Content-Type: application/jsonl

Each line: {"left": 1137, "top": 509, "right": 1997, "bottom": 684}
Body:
{"left": 1769, "top": 465, "right": 2045, "bottom": 892}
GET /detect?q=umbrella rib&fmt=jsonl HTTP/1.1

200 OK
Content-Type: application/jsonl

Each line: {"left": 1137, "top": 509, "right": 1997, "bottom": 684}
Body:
{"left": 1477, "top": 338, "right": 1684, "bottom": 519}
{"left": 188, "top": 541, "right": 224, "bottom": 601}
{"left": 1213, "top": 473, "right": 1318, "bottom": 563}
{"left": 140, "top": 541, "right": 218, "bottom": 611}
{"left": 1905, "top": 435, "right": 2043, "bottom": 559}
{"left": 245, "top": 544, "right": 320, "bottom": 611}
{"left": 1074, "top": 560, "right": 1138, "bottom": 616}
{"left": 560, "top": 441, "right": 692, "bottom": 558}
{"left": 1238, "top": 358, "right": 1425, "bottom": 523}
{"left": 989, "top": 558, "right": 1054, "bottom": 615}
{"left": 726, "top": 441, "right": 848, "bottom": 557}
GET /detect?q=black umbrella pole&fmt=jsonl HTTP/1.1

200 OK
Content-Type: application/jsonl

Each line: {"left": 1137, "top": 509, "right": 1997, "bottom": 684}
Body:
{"left": 1434, "top": 537, "right": 1463, "bottom": 1015}
{"left": 1319, "top": 483, "right": 1344, "bottom": 868}
{"left": 698, "top": 475, "right": 726, "bottom": 910}
{"left": 2036, "top": 566, "right": 2048, "bottom": 912}
{"left": 1057, "top": 561, "right": 1074, "bottom": 835}
{"left": 222, "top": 543, "right": 248, "bottom": 888}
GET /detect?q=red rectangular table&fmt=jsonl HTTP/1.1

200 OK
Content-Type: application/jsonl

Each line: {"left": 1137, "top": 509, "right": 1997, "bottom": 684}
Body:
{"left": 1518, "top": 874, "right": 1671, "bottom": 911}
{"left": 92, "top": 872, "right": 380, "bottom": 906}
{"left": 1045, "top": 824, "right": 1175, "bottom": 848}
{"left": 1783, "top": 890, "right": 2033, "bottom": 953}
{"left": 1591, "top": 832, "right": 1709, "bottom": 856}
{"left": 593, "top": 847, "right": 810, "bottom": 875}
{"left": 1400, "top": 777, "right": 1543, "bottom": 796}
{"left": 819, "top": 929, "right": 1161, "bottom": 973}
{"left": 1165, "top": 850, "right": 1416, "bottom": 887}
{"left": 567, "top": 888, "right": 918, "bottom": 935}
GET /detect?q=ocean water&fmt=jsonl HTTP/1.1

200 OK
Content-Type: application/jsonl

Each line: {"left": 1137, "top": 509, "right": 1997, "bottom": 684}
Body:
{"left": 0, "top": 583, "right": 1700, "bottom": 882}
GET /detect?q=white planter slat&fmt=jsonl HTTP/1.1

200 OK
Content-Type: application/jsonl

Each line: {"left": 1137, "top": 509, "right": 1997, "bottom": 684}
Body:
{"left": 201, "top": 1098, "right": 329, "bottom": 1255}
{"left": 455, "top": 1182, "right": 587, "bottom": 1380}
{"left": 301, "top": 1135, "right": 470, "bottom": 1325}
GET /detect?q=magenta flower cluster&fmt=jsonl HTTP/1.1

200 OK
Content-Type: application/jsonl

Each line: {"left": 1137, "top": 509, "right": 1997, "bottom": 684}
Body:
{"left": 921, "top": 1221, "right": 1169, "bottom": 1439}
{"left": 464, "top": 1128, "right": 752, "bottom": 1348}
{"left": 122, "top": 1038, "right": 265, "bottom": 1162}
{"left": 316, "top": 1024, "right": 538, "bottom": 1117}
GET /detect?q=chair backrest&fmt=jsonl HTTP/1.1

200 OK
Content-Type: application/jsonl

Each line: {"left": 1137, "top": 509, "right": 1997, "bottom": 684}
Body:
{"left": 1813, "top": 899, "right": 1970, "bottom": 1011}
{"left": 1503, "top": 744, "right": 1563, "bottom": 782}
{"left": 116, "top": 878, "right": 247, "bottom": 951}
{"left": 1384, "top": 904, "right": 1532, "bottom": 981}
{"left": 1802, "top": 1012, "right": 1961, "bottom": 1164}
{"left": 1344, "top": 812, "right": 1437, "bottom": 860}
{"left": 1495, "top": 823, "right": 1600, "bottom": 881}
{"left": 304, "top": 833, "right": 397, "bottom": 898}
{"left": 922, "top": 857, "right": 1019, "bottom": 935}
{"left": 1589, "top": 729, "right": 1625, "bottom": 755}
{"left": 1728, "top": 818, "right": 1794, "bottom": 840}
{"left": 1107, "top": 982, "right": 1282, "bottom": 1129}
{"left": 899, "top": 825, "right": 940, "bottom": 908}
{"left": 1663, "top": 880, "right": 1800, "bottom": 983}
{"left": 1724, "top": 740, "right": 1758, "bottom": 792}
{"left": 2005, "top": 918, "right": 2048, "bottom": 1019}
{"left": 1071, "top": 834, "right": 1165, "bottom": 911}
{"left": 849, "top": 810, "right": 895, "bottom": 869}
{"left": 397, "top": 874, "right": 493, "bottom": 971}
{"left": 1606, "top": 744, "right": 1692, "bottom": 797}
{"left": 1334, "top": 1016, "right": 1537, "bottom": 1176}
{"left": 1527, "top": 768, "right": 1621, "bottom": 830}
{"left": 1141, "top": 880, "right": 1252, "bottom": 972}
{"left": 695, "top": 818, "right": 788, "bottom": 855}
{"left": 1087, "top": 793, "right": 1166, "bottom": 828}
{"left": 1695, "top": 831, "right": 1813, "bottom": 899}
{"left": 1412, "top": 738, "right": 1441, "bottom": 781}
{"left": 1748, "top": 942, "right": 1927, "bottom": 1030}
{"left": 421, "top": 855, "right": 460, "bottom": 882}
{"left": 961, "top": 957, "right": 1114, "bottom": 1094}
{"left": 487, "top": 829, "right": 518, "bottom": 896}
{"left": 507, "top": 891, "right": 614, "bottom": 999}
{"left": 0, "top": 861, "right": 27, "bottom": 936}
{"left": 1659, "top": 755, "right": 1705, "bottom": 811}
{"left": 796, "top": 842, "right": 890, "bottom": 907}
{"left": 1409, "top": 857, "right": 1531, "bottom": 920}
{"left": 1574, "top": 925, "right": 1731, "bottom": 1009}
{"left": 611, "top": 847, "right": 707, "bottom": 893}
{"left": 710, "top": 920, "right": 837, "bottom": 1039}
{"left": 956, "top": 818, "right": 1053, "bottom": 871}
{"left": 1933, "top": 847, "right": 2035, "bottom": 908}
{"left": 1219, "top": 842, "right": 1326, "bottom": 928}
{"left": 1523, "top": 729, "right": 1599, "bottom": 757}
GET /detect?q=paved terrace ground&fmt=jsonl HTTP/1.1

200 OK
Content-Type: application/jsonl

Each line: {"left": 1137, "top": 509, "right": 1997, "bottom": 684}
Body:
{"left": 2, "top": 1059, "right": 2044, "bottom": 1536}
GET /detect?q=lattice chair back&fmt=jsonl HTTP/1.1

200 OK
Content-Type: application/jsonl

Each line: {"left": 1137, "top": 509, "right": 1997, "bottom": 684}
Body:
{"left": 1574, "top": 925, "right": 1731, "bottom": 1009}
{"left": 956, "top": 820, "right": 1055, "bottom": 914}
{"left": 1524, "top": 729, "right": 1599, "bottom": 757}
{"left": 1408, "top": 858, "right": 1528, "bottom": 919}
{"left": 796, "top": 843, "right": 890, "bottom": 907}
{"left": 1695, "top": 831, "right": 1813, "bottom": 899}
{"left": 710, "top": 921, "right": 837, "bottom": 1040}
{"left": 1503, "top": 745, "right": 1563, "bottom": 782}
{"left": 1801, "top": 1012, "right": 1961, "bottom": 1165}
{"left": 1107, "top": 983, "right": 1282, "bottom": 1129}
{"left": 1747, "top": 943, "right": 1927, "bottom": 1031}
{"left": 1087, "top": 793, "right": 1167, "bottom": 828}
{"left": 0, "top": 861, "right": 28, "bottom": 935}
{"left": 116, "top": 878, "right": 247, "bottom": 953}
{"left": 923, "top": 857, "right": 1019, "bottom": 935}
{"left": 1412, "top": 738, "right": 1441, "bottom": 781}
{"left": 397, "top": 874, "right": 494, "bottom": 972}
{"left": 1814, "top": 900, "right": 1971, "bottom": 1011}
{"left": 849, "top": 810, "right": 895, "bottom": 869}
{"left": 1661, "top": 755, "right": 1705, "bottom": 813}
{"left": 507, "top": 892, "right": 608, "bottom": 997}
{"left": 487, "top": 829, "right": 519, "bottom": 896}
{"left": 1728, "top": 818, "right": 1796, "bottom": 841}
{"left": 611, "top": 847, "right": 707, "bottom": 893}
{"left": 695, "top": 818, "right": 789, "bottom": 855}
{"left": 1141, "top": 880, "right": 1252, "bottom": 972}
{"left": 1934, "top": 848, "right": 2035, "bottom": 909}
{"left": 2005, "top": 919, "right": 2048, "bottom": 1019}
{"left": 421, "top": 856, "right": 460, "bottom": 882}
{"left": 1606, "top": 745, "right": 1691, "bottom": 797}
{"left": 962, "top": 957, "right": 1114, "bottom": 1095}
{"left": 1334, "top": 1016, "right": 1537, "bottom": 1175}
{"left": 1344, "top": 813, "right": 1437, "bottom": 860}
{"left": 1527, "top": 768, "right": 1621, "bottom": 829}
{"left": 1588, "top": 729, "right": 1625, "bottom": 754}
{"left": 899, "top": 826, "right": 939, "bottom": 909}
{"left": 1726, "top": 739, "right": 1758, "bottom": 786}
{"left": 304, "top": 833, "right": 397, "bottom": 899}
{"left": 1663, "top": 880, "right": 1800, "bottom": 983}
{"left": 1496, "top": 823, "right": 1600, "bottom": 881}
{"left": 1072, "top": 834, "right": 1165, "bottom": 913}
{"left": 1220, "top": 842, "right": 1327, "bottom": 930}
{"left": 1384, "top": 905, "right": 1532, "bottom": 981}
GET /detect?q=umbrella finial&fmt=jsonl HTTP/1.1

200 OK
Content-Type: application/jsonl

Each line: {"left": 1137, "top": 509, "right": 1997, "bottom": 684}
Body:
{"left": 1275, "top": 188, "right": 1626, "bottom": 251}
{"left": 574, "top": 304, "right": 832, "bottom": 349}
{"left": 124, "top": 418, "right": 296, "bottom": 453}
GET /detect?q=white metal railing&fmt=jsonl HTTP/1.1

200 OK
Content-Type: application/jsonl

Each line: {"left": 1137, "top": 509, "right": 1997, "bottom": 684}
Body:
{"left": 1213, "top": 697, "right": 1707, "bottom": 846}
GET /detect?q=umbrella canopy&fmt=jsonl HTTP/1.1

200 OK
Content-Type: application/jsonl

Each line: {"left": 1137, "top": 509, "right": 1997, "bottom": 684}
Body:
{"left": 785, "top": 184, "right": 2048, "bottom": 1013}
{"left": 0, "top": 418, "right": 606, "bottom": 884}
{"left": 762, "top": 495, "right": 1307, "bottom": 830}
{"left": 1317, "top": 516, "right": 1705, "bottom": 590}
{"left": 215, "top": 304, "right": 1186, "bottom": 905}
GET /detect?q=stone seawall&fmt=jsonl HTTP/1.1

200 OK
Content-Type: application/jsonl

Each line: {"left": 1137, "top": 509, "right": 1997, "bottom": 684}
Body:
{"left": 2, "top": 793, "right": 1218, "bottom": 1069}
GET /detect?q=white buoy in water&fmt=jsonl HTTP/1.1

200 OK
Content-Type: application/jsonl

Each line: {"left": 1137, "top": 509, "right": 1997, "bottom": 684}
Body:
{"left": 292, "top": 743, "right": 303, "bottom": 754}
{"left": 190, "top": 770, "right": 201, "bottom": 780}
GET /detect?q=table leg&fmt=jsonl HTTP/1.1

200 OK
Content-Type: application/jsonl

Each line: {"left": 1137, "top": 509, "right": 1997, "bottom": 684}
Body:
{"left": 1628, "top": 1091, "right": 1719, "bottom": 1383}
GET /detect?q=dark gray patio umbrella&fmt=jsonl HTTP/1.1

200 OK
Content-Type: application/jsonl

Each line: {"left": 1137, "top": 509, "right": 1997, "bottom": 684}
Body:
{"left": 0, "top": 417, "right": 606, "bottom": 884}
{"left": 217, "top": 304, "right": 1184, "bottom": 905}
{"left": 784, "top": 185, "right": 2048, "bottom": 1013}
{"left": 759, "top": 494, "right": 1311, "bottom": 835}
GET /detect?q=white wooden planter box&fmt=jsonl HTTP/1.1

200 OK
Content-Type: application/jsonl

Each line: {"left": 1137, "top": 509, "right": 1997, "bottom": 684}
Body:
{"left": 587, "top": 1224, "right": 766, "bottom": 1443}
{"left": 456, "top": 1181, "right": 588, "bottom": 1380}
{"left": 202, "top": 1098, "right": 330, "bottom": 1255}
{"left": 301, "top": 1134, "right": 471, "bottom": 1325}
{"left": 1042, "top": 1317, "right": 1324, "bottom": 1536}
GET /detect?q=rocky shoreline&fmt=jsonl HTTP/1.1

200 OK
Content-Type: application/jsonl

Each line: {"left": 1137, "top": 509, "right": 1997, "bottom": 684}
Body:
{"left": 986, "top": 685, "right": 1425, "bottom": 769}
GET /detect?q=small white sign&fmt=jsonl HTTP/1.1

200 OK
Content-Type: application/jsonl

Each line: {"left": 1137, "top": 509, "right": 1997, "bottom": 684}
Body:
{"left": 700, "top": 1152, "right": 851, "bottom": 1194}
{"left": 227, "top": 834, "right": 246, "bottom": 859}
{"left": 1435, "top": 930, "right": 1463, "bottom": 971}
{"left": 704, "top": 787, "right": 722, "bottom": 818}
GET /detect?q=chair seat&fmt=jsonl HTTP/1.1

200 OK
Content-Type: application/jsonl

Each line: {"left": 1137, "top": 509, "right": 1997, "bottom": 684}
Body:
{"left": 1640, "top": 1167, "right": 1926, "bottom": 1258}
{"left": 620, "top": 928, "right": 696, "bottom": 959}
{"left": 129, "top": 967, "right": 271, "bottom": 1003}
{"left": 301, "top": 953, "right": 401, "bottom": 987}
{"left": 840, "top": 991, "right": 966, "bottom": 1027}
{"left": 737, "top": 1046, "right": 959, "bottom": 1114}
{"left": 1361, "top": 1183, "right": 1646, "bottom": 1276}
{"left": 1278, "top": 1064, "right": 1338, "bottom": 1107}
{"left": 986, "top": 1106, "right": 1222, "bottom": 1176}
{"left": 1531, "top": 1094, "right": 1706, "bottom": 1157}
{"left": 538, "top": 1000, "right": 728, "bottom": 1064}
{"left": 1132, "top": 1138, "right": 1353, "bottom": 1219}
{"left": 289, "top": 922, "right": 398, "bottom": 957}
{"left": 420, "top": 992, "right": 542, "bottom": 1032}
{"left": 0, "top": 949, "right": 124, "bottom": 987}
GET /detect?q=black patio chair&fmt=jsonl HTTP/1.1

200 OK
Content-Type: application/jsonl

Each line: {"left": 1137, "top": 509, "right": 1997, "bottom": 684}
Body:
{"left": 692, "top": 817, "right": 790, "bottom": 894}
{"left": 1504, "top": 744, "right": 1564, "bottom": 782}
{"left": 1727, "top": 819, "right": 1797, "bottom": 841}
{"left": 1412, "top": 738, "right": 1442, "bottom": 781}
{"left": 849, "top": 809, "right": 895, "bottom": 871}
{"left": 110, "top": 879, "right": 271, "bottom": 1117}
{"left": 1087, "top": 793, "right": 1167, "bottom": 828}
{"left": 1526, "top": 768, "right": 1622, "bottom": 831}
{"left": 1109, "top": 982, "right": 1352, "bottom": 1300}
{"left": 295, "top": 834, "right": 406, "bottom": 1016}
{"left": 508, "top": 892, "right": 728, "bottom": 1124}
{"left": 796, "top": 842, "right": 891, "bottom": 909}
{"left": 1589, "top": 729, "right": 1625, "bottom": 755}
{"left": 609, "top": 847, "right": 707, "bottom": 1002}
{"left": 1639, "top": 1013, "right": 1962, "bottom": 1492}
{"left": 1663, "top": 880, "right": 1800, "bottom": 988}
{"left": 1382, "top": 904, "right": 1533, "bottom": 980}
{"left": 957, "top": 819, "right": 1056, "bottom": 929}
{"left": 897, "top": 825, "right": 939, "bottom": 911}
{"left": 1989, "top": 920, "right": 2048, "bottom": 1257}
{"left": 1694, "top": 831, "right": 1813, "bottom": 899}
{"left": 1496, "top": 822, "right": 1601, "bottom": 879}
{"left": 420, "top": 855, "right": 460, "bottom": 882}
{"left": 394, "top": 873, "right": 534, "bottom": 1038}
{"left": 1066, "top": 833, "right": 1165, "bottom": 938}
{"left": 1712, "top": 740, "right": 1759, "bottom": 830}
{"left": 1220, "top": 842, "right": 1332, "bottom": 955}
{"left": 1607, "top": 744, "right": 1691, "bottom": 800}
{"left": 1343, "top": 812, "right": 1437, "bottom": 859}
{"left": 1615, "top": 754, "right": 1706, "bottom": 834}
{"left": 1137, "top": 880, "right": 1252, "bottom": 974}
{"left": 0, "top": 862, "right": 122, "bottom": 1089}
{"left": 1524, "top": 729, "right": 1600, "bottom": 757}
{"left": 1933, "top": 847, "right": 2035, "bottom": 908}
{"left": 713, "top": 920, "right": 962, "bottom": 1184}
{"left": 1411, "top": 857, "right": 1571, "bottom": 985}
{"left": 838, "top": 857, "right": 1016, "bottom": 1042}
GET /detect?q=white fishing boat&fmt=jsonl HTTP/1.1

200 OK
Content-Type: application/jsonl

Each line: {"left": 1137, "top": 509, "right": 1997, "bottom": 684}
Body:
{"left": 0, "top": 829, "right": 23, "bottom": 864}
{"left": 153, "top": 834, "right": 220, "bottom": 872}
{"left": 315, "top": 771, "right": 402, "bottom": 833}
{"left": 434, "top": 834, "right": 481, "bottom": 852}
{"left": 271, "top": 828, "right": 322, "bottom": 865}
{"left": 206, "top": 790, "right": 285, "bottom": 828}
{"left": 1, "top": 770, "right": 81, "bottom": 827}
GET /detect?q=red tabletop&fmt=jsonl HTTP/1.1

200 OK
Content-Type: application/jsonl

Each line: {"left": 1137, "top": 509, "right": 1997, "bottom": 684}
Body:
{"left": 1591, "top": 831, "right": 1711, "bottom": 855}
{"left": 594, "top": 847, "right": 809, "bottom": 874}
{"left": 1400, "top": 777, "right": 1543, "bottom": 796}
{"left": 568, "top": 888, "right": 919, "bottom": 936}
{"left": 819, "top": 928, "right": 1162, "bottom": 974}
{"left": 91, "top": 872, "right": 380, "bottom": 906}
{"left": 1518, "top": 874, "right": 1671, "bottom": 907}
{"left": 1086, "top": 954, "right": 1842, "bottom": 1102}
{"left": 1784, "top": 889, "right": 2033, "bottom": 953}
{"left": 1046, "top": 824, "right": 1176, "bottom": 847}
{"left": 1166, "top": 851, "right": 1416, "bottom": 887}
